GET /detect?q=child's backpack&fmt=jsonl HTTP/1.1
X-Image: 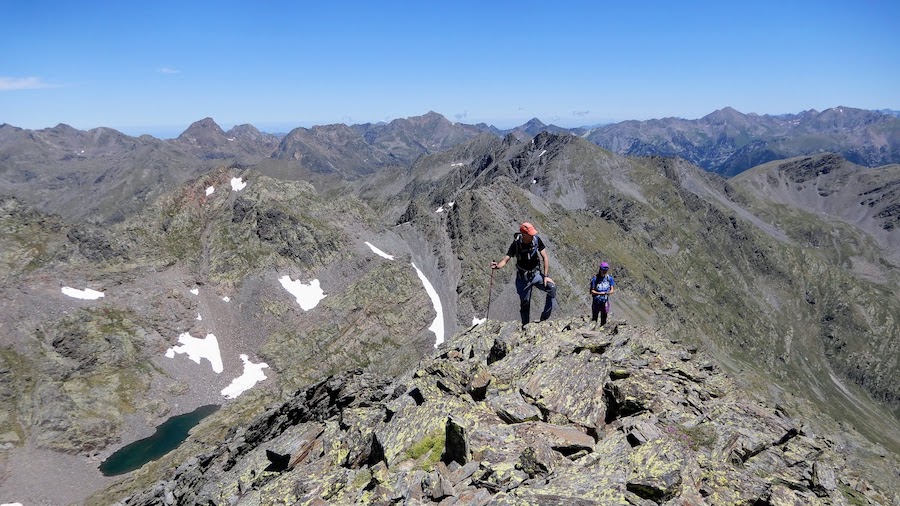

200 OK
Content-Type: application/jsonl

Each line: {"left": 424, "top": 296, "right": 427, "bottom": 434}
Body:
{"left": 591, "top": 273, "right": 612, "bottom": 302}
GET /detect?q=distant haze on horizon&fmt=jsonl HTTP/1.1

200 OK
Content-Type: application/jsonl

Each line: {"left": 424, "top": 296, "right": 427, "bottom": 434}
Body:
{"left": 2, "top": 1, "right": 897, "bottom": 137}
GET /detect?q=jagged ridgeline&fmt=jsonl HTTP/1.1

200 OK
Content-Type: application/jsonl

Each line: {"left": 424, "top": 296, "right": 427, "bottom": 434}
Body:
{"left": 98, "top": 320, "right": 899, "bottom": 505}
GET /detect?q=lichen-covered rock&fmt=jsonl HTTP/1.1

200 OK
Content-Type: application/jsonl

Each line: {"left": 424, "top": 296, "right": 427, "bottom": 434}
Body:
{"left": 104, "top": 318, "right": 900, "bottom": 505}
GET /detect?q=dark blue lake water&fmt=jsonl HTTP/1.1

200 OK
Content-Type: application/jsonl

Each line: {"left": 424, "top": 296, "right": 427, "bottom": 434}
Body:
{"left": 99, "top": 404, "right": 220, "bottom": 476}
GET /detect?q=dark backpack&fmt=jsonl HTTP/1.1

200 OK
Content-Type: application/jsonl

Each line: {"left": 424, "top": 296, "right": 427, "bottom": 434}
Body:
{"left": 512, "top": 232, "right": 540, "bottom": 263}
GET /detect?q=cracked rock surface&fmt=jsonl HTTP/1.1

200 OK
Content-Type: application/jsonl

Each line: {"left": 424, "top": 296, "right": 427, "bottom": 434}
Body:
{"left": 109, "top": 318, "right": 899, "bottom": 505}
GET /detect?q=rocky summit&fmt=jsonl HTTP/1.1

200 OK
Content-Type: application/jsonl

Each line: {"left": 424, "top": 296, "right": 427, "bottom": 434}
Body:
{"left": 105, "top": 318, "right": 899, "bottom": 506}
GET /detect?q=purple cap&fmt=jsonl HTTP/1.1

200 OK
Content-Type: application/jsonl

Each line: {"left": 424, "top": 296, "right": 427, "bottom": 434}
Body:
{"left": 600, "top": 262, "right": 609, "bottom": 270}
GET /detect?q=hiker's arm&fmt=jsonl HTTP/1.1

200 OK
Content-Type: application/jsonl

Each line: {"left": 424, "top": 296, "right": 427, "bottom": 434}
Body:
{"left": 591, "top": 279, "right": 612, "bottom": 295}
{"left": 492, "top": 255, "right": 511, "bottom": 269}
{"left": 540, "top": 250, "right": 553, "bottom": 284}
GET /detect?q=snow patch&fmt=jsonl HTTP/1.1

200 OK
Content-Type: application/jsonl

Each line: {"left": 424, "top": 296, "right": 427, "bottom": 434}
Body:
{"left": 190, "top": 288, "right": 199, "bottom": 295}
{"left": 365, "top": 242, "right": 395, "bottom": 260}
{"left": 196, "top": 313, "right": 202, "bottom": 321}
{"left": 279, "top": 276, "right": 326, "bottom": 310}
{"left": 61, "top": 287, "right": 105, "bottom": 300}
{"left": 411, "top": 263, "right": 444, "bottom": 347}
{"left": 221, "top": 354, "right": 269, "bottom": 399}
{"left": 222, "top": 296, "right": 230, "bottom": 302}
{"left": 451, "top": 162, "right": 465, "bottom": 167}
{"left": 472, "top": 317, "right": 486, "bottom": 326}
{"left": 230, "top": 177, "right": 247, "bottom": 191}
{"left": 165, "top": 332, "right": 224, "bottom": 374}
{"left": 205, "top": 186, "right": 215, "bottom": 196}
{"left": 539, "top": 149, "right": 547, "bottom": 157}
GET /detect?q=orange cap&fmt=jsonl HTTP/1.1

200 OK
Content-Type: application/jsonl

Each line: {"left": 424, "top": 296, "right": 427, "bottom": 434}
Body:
{"left": 520, "top": 222, "right": 537, "bottom": 235}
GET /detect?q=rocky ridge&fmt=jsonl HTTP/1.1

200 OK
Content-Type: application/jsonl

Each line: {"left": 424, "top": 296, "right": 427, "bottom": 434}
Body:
{"left": 373, "top": 131, "right": 900, "bottom": 435}
{"left": 104, "top": 318, "right": 899, "bottom": 505}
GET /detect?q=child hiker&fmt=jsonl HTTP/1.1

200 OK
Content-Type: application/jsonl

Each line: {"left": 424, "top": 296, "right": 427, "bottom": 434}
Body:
{"left": 590, "top": 261, "right": 615, "bottom": 330}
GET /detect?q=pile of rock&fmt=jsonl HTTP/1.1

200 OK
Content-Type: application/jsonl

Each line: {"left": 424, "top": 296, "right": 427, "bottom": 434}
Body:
{"left": 115, "top": 318, "right": 897, "bottom": 505}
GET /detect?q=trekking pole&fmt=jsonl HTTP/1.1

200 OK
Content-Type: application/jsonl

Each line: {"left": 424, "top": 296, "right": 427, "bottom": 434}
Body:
{"left": 486, "top": 265, "right": 495, "bottom": 321}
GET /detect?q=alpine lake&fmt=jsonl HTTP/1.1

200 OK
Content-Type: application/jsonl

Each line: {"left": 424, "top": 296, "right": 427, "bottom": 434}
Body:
{"left": 99, "top": 404, "right": 220, "bottom": 476}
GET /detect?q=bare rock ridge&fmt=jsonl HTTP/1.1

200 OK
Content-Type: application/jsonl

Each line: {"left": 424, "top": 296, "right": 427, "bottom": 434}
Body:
{"left": 109, "top": 318, "right": 899, "bottom": 505}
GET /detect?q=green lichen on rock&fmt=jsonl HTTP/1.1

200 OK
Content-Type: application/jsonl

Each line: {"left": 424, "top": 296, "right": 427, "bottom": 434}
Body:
{"left": 97, "top": 318, "right": 900, "bottom": 505}
{"left": 405, "top": 428, "right": 445, "bottom": 471}
{"left": 30, "top": 306, "right": 154, "bottom": 453}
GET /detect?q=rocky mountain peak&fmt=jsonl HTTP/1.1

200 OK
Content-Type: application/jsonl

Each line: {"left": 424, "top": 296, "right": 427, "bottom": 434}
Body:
{"left": 520, "top": 117, "right": 548, "bottom": 136}
{"left": 811, "top": 106, "right": 887, "bottom": 130}
{"left": 416, "top": 111, "right": 450, "bottom": 123}
{"left": 111, "top": 318, "right": 898, "bottom": 505}
{"left": 177, "top": 117, "right": 226, "bottom": 142}
{"left": 226, "top": 123, "right": 261, "bottom": 137}
{"left": 701, "top": 106, "right": 747, "bottom": 125}
{"left": 49, "top": 123, "right": 80, "bottom": 134}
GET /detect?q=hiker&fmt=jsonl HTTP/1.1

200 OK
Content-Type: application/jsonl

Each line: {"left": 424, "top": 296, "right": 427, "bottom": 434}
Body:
{"left": 491, "top": 222, "right": 557, "bottom": 327}
{"left": 590, "top": 261, "right": 615, "bottom": 330}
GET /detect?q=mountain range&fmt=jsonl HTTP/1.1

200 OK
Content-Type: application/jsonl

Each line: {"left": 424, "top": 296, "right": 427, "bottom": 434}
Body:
{"left": 1, "top": 106, "right": 899, "bottom": 504}
{"left": 2, "top": 106, "right": 898, "bottom": 222}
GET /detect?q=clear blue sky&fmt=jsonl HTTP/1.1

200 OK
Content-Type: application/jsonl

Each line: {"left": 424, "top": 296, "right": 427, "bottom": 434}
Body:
{"left": 2, "top": 1, "right": 897, "bottom": 137}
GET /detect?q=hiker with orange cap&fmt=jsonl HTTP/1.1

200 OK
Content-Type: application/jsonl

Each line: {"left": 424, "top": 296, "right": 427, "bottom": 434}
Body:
{"left": 491, "top": 222, "right": 557, "bottom": 328}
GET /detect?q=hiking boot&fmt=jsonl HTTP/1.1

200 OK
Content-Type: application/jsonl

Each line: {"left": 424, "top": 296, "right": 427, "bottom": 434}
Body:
{"left": 597, "top": 325, "right": 605, "bottom": 332}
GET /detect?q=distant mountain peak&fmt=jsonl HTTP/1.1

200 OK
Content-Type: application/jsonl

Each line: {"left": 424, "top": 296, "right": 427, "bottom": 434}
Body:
{"left": 702, "top": 107, "right": 745, "bottom": 122}
{"left": 227, "top": 124, "right": 262, "bottom": 136}
{"left": 179, "top": 117, "right": 225, "bottom": 136}
{"left": 48, "top": 123, "right": 79, "bottom": 134}
{"left": 177, "top": 118, "right": 227, "bottom": 145}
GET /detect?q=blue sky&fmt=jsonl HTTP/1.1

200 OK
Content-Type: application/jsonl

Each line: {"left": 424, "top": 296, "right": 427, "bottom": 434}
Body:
{"left": 2, "top": 1, "right": 897, "bottom": 137}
